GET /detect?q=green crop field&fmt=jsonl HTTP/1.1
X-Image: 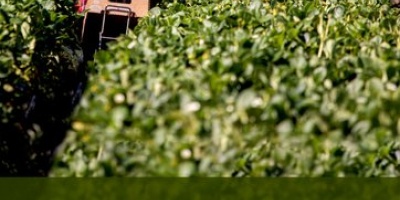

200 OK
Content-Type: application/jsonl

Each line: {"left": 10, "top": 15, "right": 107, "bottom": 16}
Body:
{"left": 49, "top": 0, "right": 400, "bottom": 177}
{"left": 3, "top": 0, "right": 400, "bottom": 177}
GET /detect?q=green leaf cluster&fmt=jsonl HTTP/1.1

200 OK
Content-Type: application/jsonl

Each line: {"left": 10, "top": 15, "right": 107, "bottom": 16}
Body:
{"left": 0, "top": 0, "right": 81, "bottom": 122}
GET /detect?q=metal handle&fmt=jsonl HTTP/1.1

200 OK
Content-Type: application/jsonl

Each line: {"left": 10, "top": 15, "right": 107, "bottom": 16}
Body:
{"left": 105, "top": 5, "right": 132, "bottom": 15}
{"left": 98, "top": 5, "right": 133, "bottom": 49}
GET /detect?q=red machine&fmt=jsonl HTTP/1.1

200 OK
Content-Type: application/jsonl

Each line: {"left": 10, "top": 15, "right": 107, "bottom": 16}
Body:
{"left": 75, "top": 0, "right": 87, "bottom": 13}
{"left": 75, "top": 0, "right": 156, "bottom": 60}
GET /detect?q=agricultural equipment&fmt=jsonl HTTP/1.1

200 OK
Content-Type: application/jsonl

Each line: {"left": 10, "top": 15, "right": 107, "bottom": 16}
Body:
{"left": 75, "top": 0, "right": 157, "bottom": 60}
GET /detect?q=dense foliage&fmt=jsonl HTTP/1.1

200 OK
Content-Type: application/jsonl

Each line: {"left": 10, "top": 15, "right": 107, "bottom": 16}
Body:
{"left": 52, "top": 0, "right": 400, "bottom": 177}
{"left": 0, "top": 0, "right": 83, "bottom": 176}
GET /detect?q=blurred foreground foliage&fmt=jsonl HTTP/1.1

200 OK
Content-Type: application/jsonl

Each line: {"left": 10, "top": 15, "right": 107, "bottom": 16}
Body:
{"left": 52, "top": 0, "right": 400, "bottom": 177}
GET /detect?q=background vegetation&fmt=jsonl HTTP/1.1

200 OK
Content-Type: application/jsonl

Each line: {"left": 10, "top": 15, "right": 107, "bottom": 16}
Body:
{"left": 0, "top": 0, "right": 84, "bottom": 176}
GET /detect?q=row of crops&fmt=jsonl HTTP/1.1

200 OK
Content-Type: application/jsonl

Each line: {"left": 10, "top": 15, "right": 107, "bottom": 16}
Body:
{"left": 0, "top": 0, "right": 83, "bottom": 175}
{"left": 48, "top": 0, "right": 400, "bottom": 177}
